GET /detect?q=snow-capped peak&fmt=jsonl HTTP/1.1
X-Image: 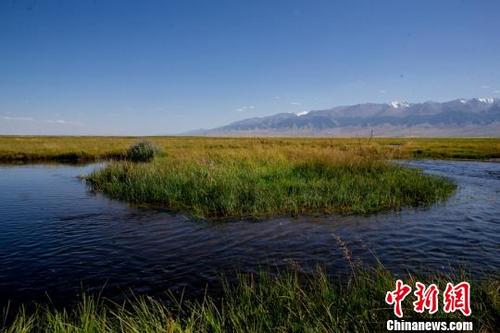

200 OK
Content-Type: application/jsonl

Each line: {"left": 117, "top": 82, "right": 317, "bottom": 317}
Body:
{"left": 389, "top": 101, "right": 410, "bottom": 109}
{"left": 477, "top": 97, "right": 495, "bottom": 104}
{"left": 296, "top": 111, "right": 309, "bottom": 116}
{"left": 459, "top": 99, "right": 467, "bottom": 104}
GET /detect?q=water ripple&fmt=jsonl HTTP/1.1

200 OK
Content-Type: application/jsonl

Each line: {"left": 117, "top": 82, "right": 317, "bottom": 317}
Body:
{"left": 0, "top": 161, "right": 499, "bottom": 307}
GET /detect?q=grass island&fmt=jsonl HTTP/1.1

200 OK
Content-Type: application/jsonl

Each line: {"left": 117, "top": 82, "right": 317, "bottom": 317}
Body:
{"left": 87, "top": 144, "right": 456, "bottom": 220}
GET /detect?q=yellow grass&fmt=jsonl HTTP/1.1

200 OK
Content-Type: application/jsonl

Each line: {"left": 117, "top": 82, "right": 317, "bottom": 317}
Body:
{"left": 0, "top": 136, "right": 499, "bottom": 162}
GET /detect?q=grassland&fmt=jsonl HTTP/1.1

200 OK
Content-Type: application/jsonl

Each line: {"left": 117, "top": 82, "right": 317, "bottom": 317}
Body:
{"left": 0, "top": 136, "right": 499, "bottom": 163}
{"left": 2, "top": 267, "right": 498, "bottom": 332}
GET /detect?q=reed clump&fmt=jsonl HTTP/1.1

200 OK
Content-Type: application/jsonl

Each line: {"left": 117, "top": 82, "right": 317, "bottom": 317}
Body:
{"left": 126, "top": 140, "right": 161, "bottom": 162}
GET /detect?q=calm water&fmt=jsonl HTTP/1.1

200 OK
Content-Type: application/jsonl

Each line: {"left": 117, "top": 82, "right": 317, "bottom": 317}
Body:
{"left": 0, "top": 161, "right": 499, "bottom": 307}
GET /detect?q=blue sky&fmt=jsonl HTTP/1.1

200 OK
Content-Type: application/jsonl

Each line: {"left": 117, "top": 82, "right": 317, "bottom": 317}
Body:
{"left": 1, "top": 0, "right": 499, "bottom": 135}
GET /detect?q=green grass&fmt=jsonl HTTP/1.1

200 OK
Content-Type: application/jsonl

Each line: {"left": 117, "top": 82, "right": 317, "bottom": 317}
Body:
{"left": 87, "top": 146, "right": 456, "bottom": 220}
{"left": 2, "top": 268, "right": 498, "bottom": 332}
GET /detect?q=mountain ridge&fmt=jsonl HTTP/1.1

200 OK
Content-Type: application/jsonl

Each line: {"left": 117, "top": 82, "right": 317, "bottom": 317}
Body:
{"left": 187, "top": 98, "right": 500, "bottom": 137}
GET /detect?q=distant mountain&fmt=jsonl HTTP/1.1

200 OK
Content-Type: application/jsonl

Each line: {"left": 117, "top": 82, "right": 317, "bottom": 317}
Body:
{"left": 190, "top": 98, "right": 500, "bottom": 137}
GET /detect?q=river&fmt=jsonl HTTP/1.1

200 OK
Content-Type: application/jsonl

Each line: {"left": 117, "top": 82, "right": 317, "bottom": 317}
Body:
{"left": 0, "top": 160, "right": 498, "bottom": 307}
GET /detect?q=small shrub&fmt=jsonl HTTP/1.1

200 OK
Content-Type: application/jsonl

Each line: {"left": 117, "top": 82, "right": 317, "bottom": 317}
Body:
{"left": 126, "top": 140, "right": 160, "bottom": 162}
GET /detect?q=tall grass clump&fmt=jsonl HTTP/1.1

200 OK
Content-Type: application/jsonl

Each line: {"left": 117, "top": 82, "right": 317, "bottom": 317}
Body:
{"left": 87, "top": 146, "right": 456, "bottom": 220}
{"left": 1, "top": 267, "right": 499, "bottom": 332}
{"left": 125, "top": 140, "right": 161, "bottom": 162}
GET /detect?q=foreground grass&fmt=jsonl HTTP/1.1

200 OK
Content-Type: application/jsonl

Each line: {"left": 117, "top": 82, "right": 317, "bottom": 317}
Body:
{"left": 1, "top": 136, "right": 500, "bottom": 163}
{"left": 2, "top": 268, "right": 499, "bottom": 332}
{"left": 87, "top": 145, "right": 456, "bottom": 219}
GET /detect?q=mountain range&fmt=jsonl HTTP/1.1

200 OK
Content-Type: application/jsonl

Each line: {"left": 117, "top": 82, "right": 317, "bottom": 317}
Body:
{"left": 189, "top": 98, "right": 500, "bottom": 137}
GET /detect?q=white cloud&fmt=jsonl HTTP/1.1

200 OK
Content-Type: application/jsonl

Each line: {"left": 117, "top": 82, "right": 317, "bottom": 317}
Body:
{"left": 46, "top": 119, "right": 65, "bottom": 124}
{"left": 1, "top": 115, "right": 35, "bottom": 121}
{"left": 1, "top": 115, "right": 82, "bottom": 126}
{"left": 481, "top": 85, "right": 490, "bottom": 89}
{"left": 44, "top": 119, "right": 83, "bottom": 126}
{"left": 290, "top": 102, "right": 301, "bottom": 105}
{"left": 235, "top": 105, "right": 255, "bottom": 113}
{"left": 379, "top": 89, "right": 387, "bottom": 94}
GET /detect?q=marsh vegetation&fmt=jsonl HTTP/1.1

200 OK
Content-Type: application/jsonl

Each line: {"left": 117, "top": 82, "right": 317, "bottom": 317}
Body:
{"left": 1, "top": 136, "right": 478, "bottom": 220}
{"left": 125, "top": 140, "right": 162, "bottom": 162}
{"left": 87, "top": 145, "right": 456, "bottom": 220}
{"left": 2, "top": 267, "right": 498, "bottom": 333}
{"left": 1, "top": 136, "right": 499, "bottom": 163}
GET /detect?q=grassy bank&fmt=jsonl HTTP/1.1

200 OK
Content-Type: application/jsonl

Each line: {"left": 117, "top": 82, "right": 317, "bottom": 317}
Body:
{"left": 1, "top": 136, "right": 500, "bottom": 163}
{"left": 0, "top": 136, "right": 133, "bottom": 163}
{"left": 87, "top": 145, "right": 456, "bottom": 220}
{"left": 2, "top": 268, "right": 499, "bottom": 332}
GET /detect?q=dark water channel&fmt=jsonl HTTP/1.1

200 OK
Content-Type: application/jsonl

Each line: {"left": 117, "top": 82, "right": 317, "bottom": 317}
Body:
{"left": 0, "top": 160, "right": 499, "bottom": 307}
